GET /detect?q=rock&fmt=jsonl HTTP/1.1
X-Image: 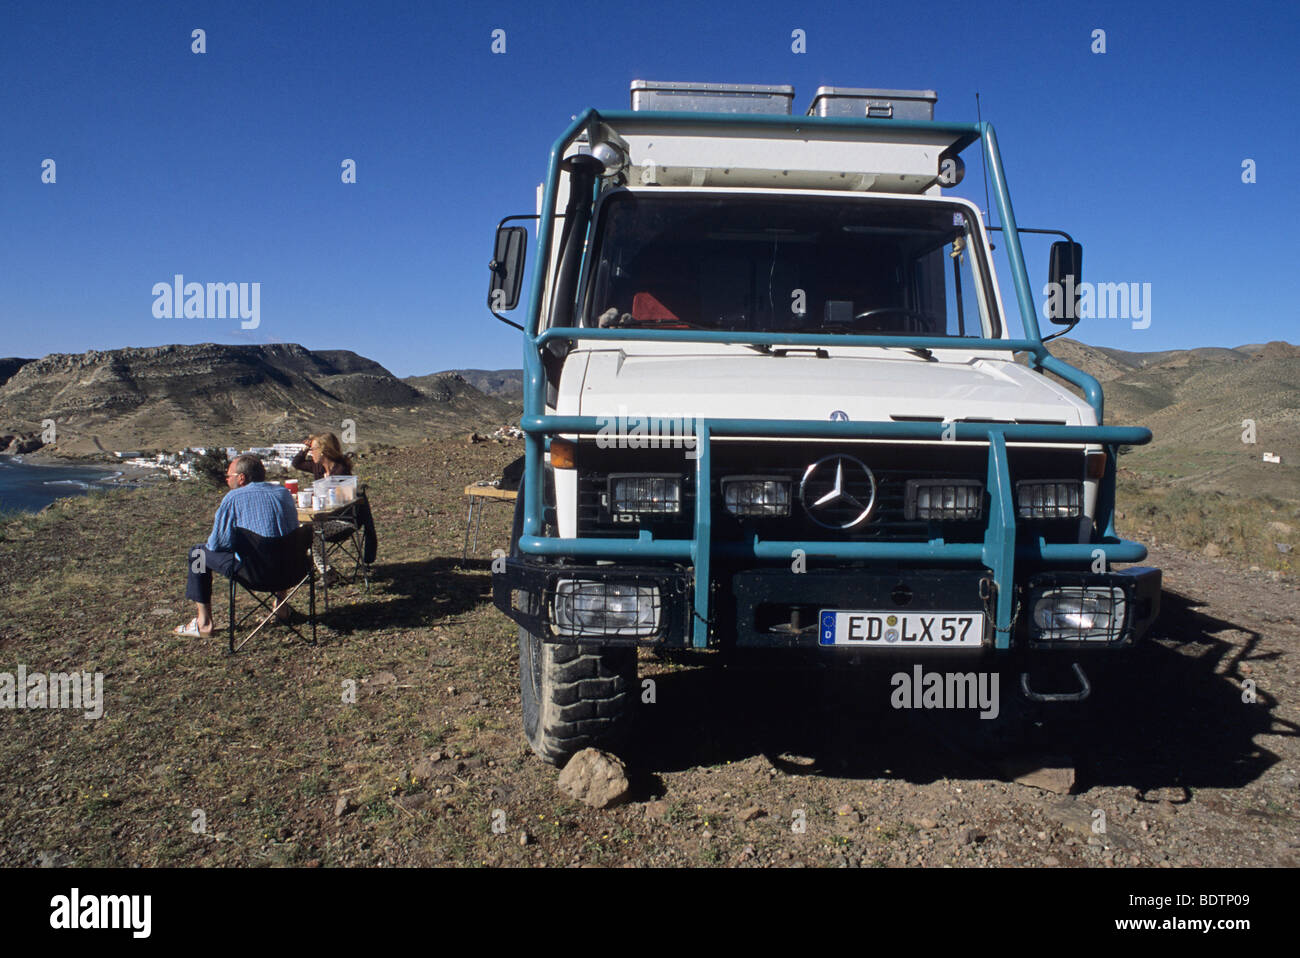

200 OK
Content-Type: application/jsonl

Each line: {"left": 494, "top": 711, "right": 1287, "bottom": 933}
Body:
{"left": 557, "top": 748, "right": 631, "bottom": 809}
{"left": 1043, "top": 855, "right": 1061, "bottom": 866}
{"left": 1203, "top": 543, "right": 1222, "bottom": 557}
{"left": 739, "top": 806, "right": 766, "bottom": 822}
{"left": 956, "top": 827, "right": 977, "bottom": 845}
{"left": 395, "top": 792, "right": 430, "bottom": 811}
{"left": 912, "top": 816, "right": 939, "bottom": 829}
{"left": 12, "top": 436, "right": 44, "bottom": 454}
{"left": 411, "top": 757, "right": 439, "bottom": 782}
{"left": 334, "top": 796, "right": 355, "bottom": 819}
{"left": 519, "top": 831, "right": 531, "bottom": 846}
{"left": 1000, "top": 758, "right": 1075, "bottom": 795}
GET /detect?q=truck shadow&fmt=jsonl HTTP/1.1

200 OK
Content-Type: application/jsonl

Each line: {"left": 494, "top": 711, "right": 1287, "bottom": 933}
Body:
{"left": 319, "top": 558, "right": 490, "bottom": 636}
{"left": 633, "top": 587, "right": 1297, "bottom": 791}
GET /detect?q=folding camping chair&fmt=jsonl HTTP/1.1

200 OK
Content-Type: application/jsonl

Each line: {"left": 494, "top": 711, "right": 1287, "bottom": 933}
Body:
{"left": 228, "top": 525, "right": 317, "bottom": 653}
{"left": 310, "top": 484, "right": 372, "bottom": 612}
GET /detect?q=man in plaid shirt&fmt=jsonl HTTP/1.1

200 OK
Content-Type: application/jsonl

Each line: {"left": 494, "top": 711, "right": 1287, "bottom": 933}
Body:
{"left": 176, "top": 454, "right": 298, "bottom": 637}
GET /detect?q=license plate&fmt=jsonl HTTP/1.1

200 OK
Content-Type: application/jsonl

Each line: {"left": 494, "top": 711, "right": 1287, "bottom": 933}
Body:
{"left": 818, "top": 610, "right": 984, "bottom": 647}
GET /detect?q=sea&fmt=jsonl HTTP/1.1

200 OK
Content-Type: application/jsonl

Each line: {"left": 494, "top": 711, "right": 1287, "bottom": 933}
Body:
{"left": 0, "top": 456, "right": 137, "bottom": 513}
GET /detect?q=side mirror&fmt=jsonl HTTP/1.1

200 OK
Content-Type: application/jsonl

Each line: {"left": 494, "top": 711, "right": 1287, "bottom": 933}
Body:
{"left": 1047, "top": 241, "right": 1083, "bottom": 324}
{"left": 488, "top": 226, "right": 528, "bottom": 313}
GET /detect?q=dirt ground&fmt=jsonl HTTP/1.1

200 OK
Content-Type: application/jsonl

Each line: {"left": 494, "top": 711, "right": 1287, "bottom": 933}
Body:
{"left": 0, "top": 439, "right": 1296, "bottom": 868}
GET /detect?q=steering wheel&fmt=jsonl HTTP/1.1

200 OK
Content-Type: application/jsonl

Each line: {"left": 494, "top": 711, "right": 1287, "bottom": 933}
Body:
{"left": 852, "top": 307, "right": 937, "bottom": 333}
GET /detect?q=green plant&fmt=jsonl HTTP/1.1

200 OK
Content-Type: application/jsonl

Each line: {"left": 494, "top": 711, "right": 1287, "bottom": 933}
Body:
{"left": 191, "top": 444, "right": 230, "bottom": 489}
{"left": 361, "top": 799, "right": 395, "bottom": 823}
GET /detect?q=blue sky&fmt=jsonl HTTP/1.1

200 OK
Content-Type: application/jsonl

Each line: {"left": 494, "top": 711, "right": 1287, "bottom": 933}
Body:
{"left": 2, "top": 0, "right": 1296, "bottom": 376}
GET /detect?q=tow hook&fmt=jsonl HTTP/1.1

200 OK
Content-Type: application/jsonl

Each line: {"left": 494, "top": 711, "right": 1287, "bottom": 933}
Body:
{"left": 1019, "top": 662, "right": 1091, "bottom": 703}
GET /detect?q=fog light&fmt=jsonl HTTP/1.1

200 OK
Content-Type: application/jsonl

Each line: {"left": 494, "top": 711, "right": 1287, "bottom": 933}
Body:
{"left": 609, "top": 475, "right": 681, "bottom": 514}
{"left": 905, "top": 479, "right": 983, "bottom": 520}
{"left": 722, "top": 477, "right": 791, "bottom": 517}
{"left": 1030, "top": 586, "right": 1125, "bottom": 642}
{"left": 1016, "top": 480, "right": 1082, "bottom": 519}
{"left": 552, "top": 580, "right": 660, "bottom": 637}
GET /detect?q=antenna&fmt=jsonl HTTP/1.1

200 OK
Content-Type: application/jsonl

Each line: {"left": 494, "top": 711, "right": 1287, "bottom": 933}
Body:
{"left": 976, "top": 92, "right": 992, "bottom": 225}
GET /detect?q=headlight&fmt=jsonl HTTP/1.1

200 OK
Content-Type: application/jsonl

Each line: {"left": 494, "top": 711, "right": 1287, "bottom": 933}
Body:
{"left": 1016, "top": 480, "right": 1082, "bottom": 519}
{"left": 1030, "top": 586, "right": 1125, "bottom": 642}
{"left": 722, "top": 477, "right": 791, "bottom": 517}
{"left": 608, "top": 474, "right": 681, "bottom": 514}
{"left": 904, "top": 479, "right": 983, "bottom": 520}
{"left": 552, "top": 580, "right": 661, "bottom": 637}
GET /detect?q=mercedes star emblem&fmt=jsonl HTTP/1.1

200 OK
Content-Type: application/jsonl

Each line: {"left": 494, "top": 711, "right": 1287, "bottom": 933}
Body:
{"left": 799, "top": 454, "right": 877, "bottom": 529}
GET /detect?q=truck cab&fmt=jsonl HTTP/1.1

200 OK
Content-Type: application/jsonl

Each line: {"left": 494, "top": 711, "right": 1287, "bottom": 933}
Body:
{"left": 487, "top": 82, "right": 1160, "bottom": 764}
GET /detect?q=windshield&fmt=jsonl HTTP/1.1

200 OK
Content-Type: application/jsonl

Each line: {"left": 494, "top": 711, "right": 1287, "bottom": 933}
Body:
{"left": 581, "top": 192, "right": 997, "bottom": 338}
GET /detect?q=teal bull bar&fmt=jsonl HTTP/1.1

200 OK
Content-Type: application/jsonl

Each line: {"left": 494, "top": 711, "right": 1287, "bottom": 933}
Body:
{"left": 514, "top": 108, "right": 1149, "bottom": 650}
{"left": 518, "top": 414, "right": 1151, "bottom": 650}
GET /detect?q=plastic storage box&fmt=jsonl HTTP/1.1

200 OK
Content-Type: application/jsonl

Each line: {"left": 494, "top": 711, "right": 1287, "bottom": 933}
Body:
{"left": 313, "top": 475, "right": 358, "bottom": 504}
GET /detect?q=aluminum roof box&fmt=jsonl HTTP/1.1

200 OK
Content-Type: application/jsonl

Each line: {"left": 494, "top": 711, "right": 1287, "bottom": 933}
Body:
{"left": 630, "top": 80, "right": 795, "bottom": 115}
{"left": 806, "top": 86, "right": 937, "bottom": 121}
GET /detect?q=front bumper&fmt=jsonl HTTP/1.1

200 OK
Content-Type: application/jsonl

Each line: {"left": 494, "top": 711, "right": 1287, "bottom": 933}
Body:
{"left": 492, "top": 557, "right": 1161, "bottom": 652}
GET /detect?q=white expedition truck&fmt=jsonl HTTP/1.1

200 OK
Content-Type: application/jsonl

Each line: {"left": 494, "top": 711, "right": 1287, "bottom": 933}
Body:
{"left": 487, "top": 81, "right": 1160, "bottom": 764}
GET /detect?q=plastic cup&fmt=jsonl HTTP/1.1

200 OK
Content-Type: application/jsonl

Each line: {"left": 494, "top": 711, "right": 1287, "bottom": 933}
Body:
{"left": 285, "top": 479, "right": 299, "bottom": 495}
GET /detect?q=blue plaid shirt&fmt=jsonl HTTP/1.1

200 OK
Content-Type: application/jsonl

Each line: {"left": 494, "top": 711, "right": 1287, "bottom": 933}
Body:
{"left": 207, "top": 482, "right": 299, "bottom": 554}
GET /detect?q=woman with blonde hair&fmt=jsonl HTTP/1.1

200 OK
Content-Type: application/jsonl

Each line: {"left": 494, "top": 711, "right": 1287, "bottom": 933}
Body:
{"left": 292, "top": 432, "right": 353, "bottom": 479}
{"left": 291, "top": 432, "right": 360, "bottom": 582}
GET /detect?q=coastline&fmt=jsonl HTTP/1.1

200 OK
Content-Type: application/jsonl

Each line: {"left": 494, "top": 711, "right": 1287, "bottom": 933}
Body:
{"left": 0, "top": 455, "right": 168, "bottom": 513}
{"left": 0, "top": 452, "right": 165, "bottom": 483}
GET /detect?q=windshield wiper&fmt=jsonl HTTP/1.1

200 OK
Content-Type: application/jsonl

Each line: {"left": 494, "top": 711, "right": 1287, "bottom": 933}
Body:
{"left": 739, "top": 344, "right": 828, "bottom": 358}
{"left": 743, "top": 341, "right": 934, "bottom": 360}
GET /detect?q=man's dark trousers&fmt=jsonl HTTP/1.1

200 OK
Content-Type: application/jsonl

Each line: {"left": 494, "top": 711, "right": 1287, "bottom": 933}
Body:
{"left": 185, "top": 544, "right": 240, "bottom": 604}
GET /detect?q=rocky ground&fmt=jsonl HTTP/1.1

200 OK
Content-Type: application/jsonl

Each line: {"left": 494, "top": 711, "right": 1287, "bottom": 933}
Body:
{"left": 0, "top": 439, "right": 1296, "bottom": 868}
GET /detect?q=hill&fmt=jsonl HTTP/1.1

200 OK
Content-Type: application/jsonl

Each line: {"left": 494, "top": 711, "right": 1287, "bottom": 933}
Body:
{"left": 408, "top": 368, "right": 522, "bottom": 402}
{"left": 1048, "top": 338, "right": 1300, "bottom": 499}
{"left": 0, "top": 343, "right": 518, "bottom": 457}
{"left": 0, "top": 358, "right": 32, "bottom": 389}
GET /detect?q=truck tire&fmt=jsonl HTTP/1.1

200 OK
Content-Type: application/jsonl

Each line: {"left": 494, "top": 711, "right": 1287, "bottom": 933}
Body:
{"left": 511, "top": 475, "right": 637, "bottom": 765}
{"left": 519, "top": 627, "right": 636, "bottom": 765}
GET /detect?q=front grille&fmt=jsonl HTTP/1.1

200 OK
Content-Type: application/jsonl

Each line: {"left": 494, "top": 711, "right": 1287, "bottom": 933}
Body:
{"left": 575, "top": 440, "right": 1085, "bottom": 542}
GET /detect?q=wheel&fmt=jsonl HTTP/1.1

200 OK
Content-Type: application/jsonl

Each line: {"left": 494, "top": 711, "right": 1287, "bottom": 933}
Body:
{"left": 510, "top": 475, "right": 637, "bottom": 765}
{"left": 519, "top": 627, "right": 637, "bottom": 765}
